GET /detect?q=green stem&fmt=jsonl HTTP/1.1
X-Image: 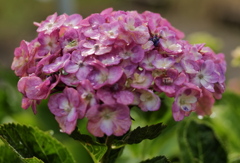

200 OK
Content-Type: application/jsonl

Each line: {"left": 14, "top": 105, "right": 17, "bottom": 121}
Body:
{"left": 100, "top": 135, "right": 115, "bottom": 163}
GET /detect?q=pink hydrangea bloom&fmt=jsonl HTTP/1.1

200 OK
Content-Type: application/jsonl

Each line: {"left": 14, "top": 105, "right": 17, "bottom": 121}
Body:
{"left": 96, "top": 77, "right": 134, "bottom": 105}
{"left": 11, "top": 40, "right": 31, "bottom": 77}
{"left": 195, "top": 88, "right": 215, "bottom": 116}
{"left": 119, "top": 43, "right": 145, "bottom": 63}
{"left": 64, "top": 50, "right": 93, "bottom": 82}
{"left": 172, "top": 84, "right": 202, "bottom": 121}
{"left": 154, "top": 69, "right": 187, "bottom": 97}
{"left": 59, "top": 28, "right": 80, "bottom": 54}
{"left": 86, "top": 104, "right": 131, "bottom": 137}
{"left": 48, "top": 87, "right": 86, "bottom": 134}
{"left": 191, "top": 60, "right": 219, "bottom": 92}
{"left": 37, "top": 30, "right": 60, "bottom": 56}
{"left": 130, "top": 70, "right": 153, "bottom": 89}
{"left": 62, "top": 14, "right": 82, "bottom": 29}
{"left": 35, "top": 12, "right": 66, "bottom": 34}
{"left": 87, "top": 61, "right": 123, "bottom": 89}
{"left": 77, "top": 80, "right": 98, "bottom": 108}
{"left": 12, "top": 8, "right": 226, "bottom": 136}
{"left": 17, "top": 74, "right": 59, "bottom": 113}
{"left": 138, "top": 89, "right": 161, "bottom": 111}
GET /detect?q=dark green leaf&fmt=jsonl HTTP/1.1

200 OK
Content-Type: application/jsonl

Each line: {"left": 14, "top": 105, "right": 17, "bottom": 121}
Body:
{"left": 117, "top": 123, "right": 166, "bottom": 146}
{"left": 70, "top": 128, "right": 108, "bottom": 163}
{"left": 0, "top": 123, "right": 75, "bottom": 163}
{"left": 140, "top": 156, "right": 171, "bottom": 163}
{"left": 107, "top": 147, "right": 124, "bottom": 163}
{"left": 178, "top": 120, "right": 227, "bottom": 163}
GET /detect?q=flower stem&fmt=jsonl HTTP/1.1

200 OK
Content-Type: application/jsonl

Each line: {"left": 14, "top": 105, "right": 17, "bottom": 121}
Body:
{"left": 100, "top": 135, "right": 115, "bottom": 163}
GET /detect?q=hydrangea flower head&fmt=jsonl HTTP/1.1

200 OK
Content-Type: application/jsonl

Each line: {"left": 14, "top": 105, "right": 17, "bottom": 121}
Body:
{"left": 12, "top": 8, "right": 226, "bottom": 137}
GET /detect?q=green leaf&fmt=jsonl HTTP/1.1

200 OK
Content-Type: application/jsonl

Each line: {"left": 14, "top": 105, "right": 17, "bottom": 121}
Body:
{"left": 0, "top": 141, "right": 44, "bottom": 163}
{"left": 178, "top": 120, "right": 227, "bottom": 163}
{"left": 70, "top": 128, "right": 108, "bottom": 163}
{"left": 114, "top": 123, "right": 166, "bottom": 147}
{"left": 0, "top": 143, "right": 23, "bottom": 163}
{"left": 23, "top": 157, "right": 44, "bottom": 163}
{"left": 140, "top": 156, "right": 171, "bottom": 163}
{"left": 0, "top": 123, "right": 75, "bottom": 163}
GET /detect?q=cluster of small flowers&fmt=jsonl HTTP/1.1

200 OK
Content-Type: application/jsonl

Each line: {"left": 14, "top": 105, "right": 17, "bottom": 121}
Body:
{"left": 12, "top": 8, "right": 226, "bottom": 137}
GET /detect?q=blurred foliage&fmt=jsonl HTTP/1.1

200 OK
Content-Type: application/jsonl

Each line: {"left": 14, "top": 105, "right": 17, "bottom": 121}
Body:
{"left": 210, "top": 92, "right": 240, "bottom": 163}
{"left": 231, "top": 46, "right": 240, "bottom": 67}
{"left": 178, "top": 119, "right": 227, "bottom": 163}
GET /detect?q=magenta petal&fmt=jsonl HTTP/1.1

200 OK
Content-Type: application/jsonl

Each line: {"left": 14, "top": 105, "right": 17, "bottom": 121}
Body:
{"left": 88, "top": 14, "right": 105, "bottom": 27}
{"left": 61, "top": 73, "right": 80, "bottom": 86}
{"left": 115, "top": 90, "right": 134, "bottom": 105}
{"left": 181, "top": 59, "right": 199, "bottom": 74}
{"left": 96, "top": 53, "right": 121, "bottom": 66}
{"left": 86, "top": 104, "right": 131, "bottom": 137}
{"left": 87, "top": 120, "right": 104, "bottom": 137}
{"left": 65, "top": 63, "right": 79, "bottom": 73}
{"left": 48, "top": 87, "right": 86, "bottom": 134}
{"left": 196, "top": 88, "right": 215, "bottom": 116}
{"left": 63, "top": 14, "right": 82, "bottom": 28}
{"left": 153, "top": 55, "right": 175, "bottom": 69}
{"left": 200, "top": 80, "right": 214, "bottom": 92}
{"left": 139, "top": 90, "right": 161, "bottom": 111}
{"left": 204, "top": 72, "right": 219, "bottom": 83}
{"left": 95, "top": 46, "right": 112, "bottom": 55}
{"left": 140, "top": 50, "right": 157, "bottom": 71}
{"left": 55, "top": 116, "right": 77, "bottom": 134}
{"left": 120, "top": 59, "right": 138, "bottom": 77}
{"left": 130, "top": 46, "right": 144, "bottom": 63}
{"left": 172, "top": 101, "right": 185, "bottom": 121}
{"left": 65, "top": 87, "right": 80, "bottom": 107}
{"left": 21, "top": 97, "right": 38, "bottom": 114}
{"left": 67, "top": 107, "right": 78, "bottom": 122}
{"left": 49, "top": 94, "right": 64, "bottom": 115}
{"left": 172, "top": 110, "right": 185, "bottom": 121}
{"left": 158, "top": 84, "right": 175, "bottom": 95}
{"left": 174, "top": 72, "right": 187, "bottom": 85}
{"left": 88, "top": 67, "right": 108, "bottom": 89}
{"left": 131, "top": 27, "right": 150, "bottom": 44}
{"left": 43, "top": 53, "right": 71, "bottom": 73}
{"left": 11, "top": 40, "right": 30, "bottom": 77}
{"left": 18, "top": 76, "right": 51, "bottom": 100}
{"left": 107, "top": 66, "right": 123, "bottom": 84}
{"left": 21, "top": 97, "right": 32, "bottom": 110}
{"left": 97, "top": 88, "right": 116, "bottom": 105}
{"left": 201, "top": 60, "right": 214, "bottom": 75}
{"left": 131, "top": 71, "right": 153, "bottom": 89}
{"left": 76, "top": 65, "right": 93, "bottom": 81}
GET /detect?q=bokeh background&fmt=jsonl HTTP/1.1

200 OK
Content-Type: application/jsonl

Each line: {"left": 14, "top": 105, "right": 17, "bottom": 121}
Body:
{"left": 1, "top": 0, "right": 240, "bottom": 162}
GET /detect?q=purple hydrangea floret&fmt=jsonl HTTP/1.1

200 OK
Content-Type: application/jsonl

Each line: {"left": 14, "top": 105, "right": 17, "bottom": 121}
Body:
{"left": 12, "top": 8, "right": 226, "bottom": 136}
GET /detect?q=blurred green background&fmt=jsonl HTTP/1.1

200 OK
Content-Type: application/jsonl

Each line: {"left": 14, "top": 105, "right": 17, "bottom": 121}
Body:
{"left": 1, "top": 0, "right": 240, "bottom": 162}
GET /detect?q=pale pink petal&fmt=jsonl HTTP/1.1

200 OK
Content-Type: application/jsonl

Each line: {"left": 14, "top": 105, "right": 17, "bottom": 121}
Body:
{"left": 100, "top": 119, "right": 114, "bottom": 136}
